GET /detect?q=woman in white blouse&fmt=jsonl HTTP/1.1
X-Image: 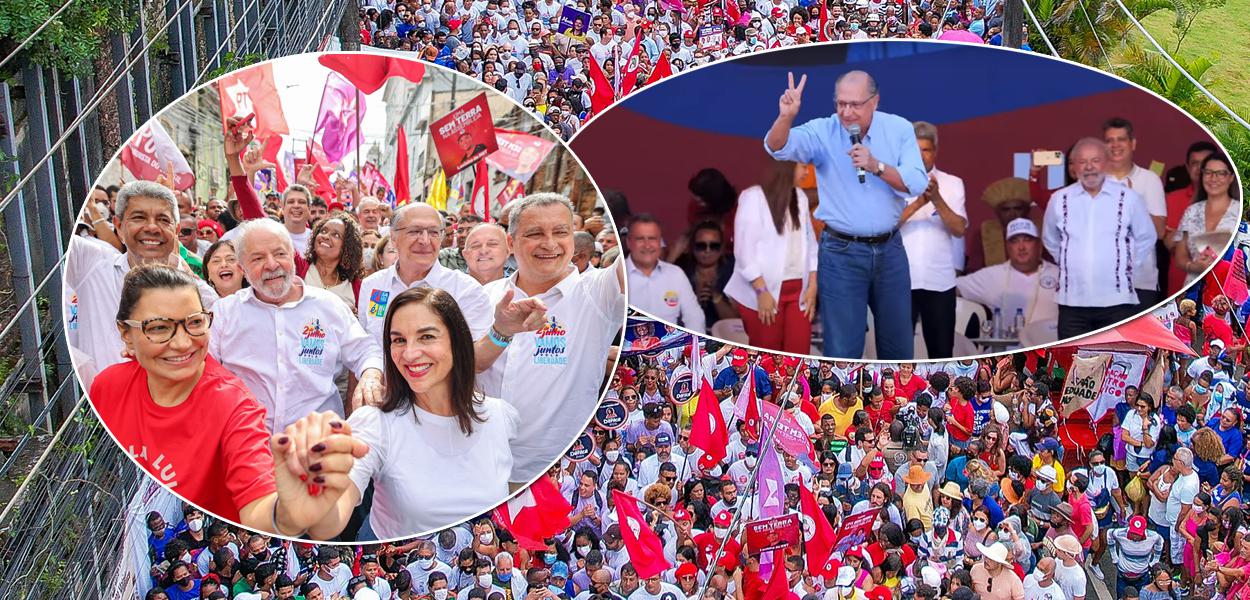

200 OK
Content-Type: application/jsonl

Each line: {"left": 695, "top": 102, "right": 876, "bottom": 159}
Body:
{"left": 304, "top": 286, "right": 518, "bottom": 539}
{"left": 1172, "top": 153, "right": 1242, "bottom": 286}
{"left": 724, "top": 160, "right": 818, "bottom": 354}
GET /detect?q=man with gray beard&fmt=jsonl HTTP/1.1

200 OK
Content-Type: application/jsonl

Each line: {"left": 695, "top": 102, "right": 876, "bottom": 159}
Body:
{"left": 208, "top": 218, "right": 385, "bottom": 432}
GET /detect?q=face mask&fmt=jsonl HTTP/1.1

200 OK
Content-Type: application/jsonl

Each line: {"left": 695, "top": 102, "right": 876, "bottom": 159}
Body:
{"left": 434, "top": 590, "right": 450, "bottom": 600}
{"left": 416, "top": 557, "right": 434, "bottom": 569}
{"left": 972, "top": 519, "right": 988, "bottom": 531}
{"left": 509, "top": 29, "right": 519, "bottom": 37}
{"left": 1195, "top": 505, "right": 1206, "bottom": 514}
{"left": 1008, "top": 471, "right": 1021, "bottom": 481}
{"left": 714, "top": 526, "right": 729, "bottom": 537}
{"left": 187, "top": 518, "right": 204, "bottom": 532}
{"left": 606, "top": 450, "right": 620, "bottom": 462}
{"left": 543, "top": 553, "right": 557, "bottom": 565}
{"left": 479, "top": 532, "right": 494, "bottom": 544}
{"left": 745, "top": 456, "right": 758, "bottom": 468}
{"left": 910, "top": 535, "right": 923, "bottom": 544}
{"left": 499, "top": 572, "right": 512, "bottom": 582}
{"left": 177, "top": 577, "right": 191, "bottom": 587}
{"left": 479, "top": 574, "right": 493, "bottom": 587}
{"left": 578, "top": 544, "right": 592, "bottom": 555}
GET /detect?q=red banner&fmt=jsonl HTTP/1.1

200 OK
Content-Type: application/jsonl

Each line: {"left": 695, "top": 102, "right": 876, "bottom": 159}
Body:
{"left": 430, "top": 92, "right": 498, "bottom": 176}
{"left": 744, "top": 514, "right": 801, "bottom": 555}
{"left": 495, "top": 179, "right": 525, "bottom": 208}
{"left": 217, "top": 62, "right": 289, "bottom": 140}
{"left": 484, "top": 131, "right": 556, "bottom": 183}
{"left": 119, "top": 121, "right": 194, "bottom": 191}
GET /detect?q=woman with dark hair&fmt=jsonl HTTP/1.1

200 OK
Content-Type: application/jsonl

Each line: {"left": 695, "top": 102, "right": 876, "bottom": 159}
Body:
{"left": 1173, "top": 153, "right": 1240, "bottom": 286}
{"left": 686, "top": 168, "right": 739, "bottom": 242}
{"left": 682, "top": 479, "right": 713, "bottom": 531}
{"left": 203, "top": 240, "right": 246, "bottom": 297}
{"left": 299, "top": 211, "right": 365, "bottom": 312}
{"left": 89, "top": 265, "right": 364, "bottom": 533}
{"left": 674, "top": 220, "right": 737, "bottom": 329}
{"left": 304, "top": 286, "right": 519, "bottom": 539}
{"left": 724, "top": 160, "right": 818, "bottom": 354}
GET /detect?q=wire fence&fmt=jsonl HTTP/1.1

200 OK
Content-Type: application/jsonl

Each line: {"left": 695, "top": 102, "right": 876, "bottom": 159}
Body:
{"left": 0, "top": 0, "right": 350, "bottom": 596}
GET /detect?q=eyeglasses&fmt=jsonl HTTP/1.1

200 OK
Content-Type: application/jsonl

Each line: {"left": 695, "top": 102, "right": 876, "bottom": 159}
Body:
{"left": 180, "top": 228, "right": 195, "bottom": 235}
{"left": 694, "top": 242, "right": 722, "bottom": 251}
{"left": 119, "top": 311, "right": 214, "bottom": 343}
{"left": 1204, "top": 169, "right": 1233, "bottom": 179}
{"left": 395, "top": 225, "right": 444, "bottom": 240}
{"left": 836, "top": 93, "right": 877, "bottom": 111}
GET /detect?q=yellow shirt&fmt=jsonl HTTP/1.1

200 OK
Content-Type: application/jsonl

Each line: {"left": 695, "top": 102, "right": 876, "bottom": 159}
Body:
{"left": 1032, "top": 455, "right": 1066, "bottom": 494}
{"left": 819, "top": 398, "right": 863, "bottom": 437}
{"left": 903, "top": 485, "right": 934, "bottom": 530}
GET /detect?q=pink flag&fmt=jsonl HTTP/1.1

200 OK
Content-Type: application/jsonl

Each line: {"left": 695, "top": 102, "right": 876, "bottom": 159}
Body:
{"left": 757, "top": 437, "right": 785, "bottom": 519}
{"left": 1225, "top": 249, "right": 1249, "bottom": 305}
{"left": 314, "top": 72, "right": 366, "bottom": 165}
{"left": 735, "top": 396, "right": 816, "bottom": 461}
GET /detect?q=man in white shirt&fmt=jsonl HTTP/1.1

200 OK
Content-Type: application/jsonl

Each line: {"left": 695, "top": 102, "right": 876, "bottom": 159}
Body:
{"left": 355, "top": 196, "right": 388, "bottom": 234}
{"left": 1166, "top": 447, "right": 1199, "bottom": 566}
{"left": 66, "top": 181, "right": 219, "bottom": 387}
{"left": 281, "top": 184, "right": 313, "bottom": 252}
{"left": 1042, "top": 137, "right": 1156, "bottom": 339}
{"left": 405, "top": 541, "right": 454, "bottom": 596}
{"left": 956, "top": 219, "right": 1060, "bottom": 347}
{"left": 1022, "top": 557, "right": 1065, "bottom": 600}
{"left": 309, "top": 549, "right": 352, "bottom": 598}
{"left": 503, "top": 60, "right": 533, "bottom": 105}
{"left": 1102, "top": 117, "right": 1166, "bottom": 308}
{"left": 478, "top": 194, "right": 625, "bottom": 482}
{"left": 210, "top": 219, "right": 384, "bottom": 431}
{"left": 626, "top": 214, "right": 705, "bottom": 333}
{"left": 628, "top": 573, "right": 684, "bottom": 599}
{"left": 899, "top": 121, "right": 967, "bottom": 359}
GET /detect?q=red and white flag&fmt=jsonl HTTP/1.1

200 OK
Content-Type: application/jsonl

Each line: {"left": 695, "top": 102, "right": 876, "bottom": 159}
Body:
{"left": 217, "top": 62, "right": 290, "bottom": 140}
{"left": 691, "top": 367, "right": 729, "bottom": 470}
{"left": 588, "top": 55, "right": 615, "bottom": 116}
{"left": 612, "top": 491, "right": 672, "bottom": 579}
{"left": 493, "top": 477, "right": 572, "bottom": 550}
{"left": 393, "top": 125, "right": 411, "bottom": 205}
{"left": 799, "top": 478, "right": 838, "bottom": 577}
{"left": 618, "top": 34, "right": 645, "bottom": 96}
{"left": 119, "top": 120, "right": 195, "bottom": 191}
{"left": 742, "top": 368, "right": 761, "bottom": 442}
{"left": 645, "top": 50, "right": 673, "bottom": 85}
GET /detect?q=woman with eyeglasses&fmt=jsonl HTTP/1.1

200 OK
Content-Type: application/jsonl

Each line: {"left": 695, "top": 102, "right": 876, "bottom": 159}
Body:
{"left": 724, "top": 159, "right": 819, "bottom": 354}
{"left": 89, "top": 265, "right": 365, "bottom": 533}
{"left": 1123, "top": 392, "right": 1162, "bottom": 472}
{"left": 1173, "top": 153, "right": 1240, "bottom": 286}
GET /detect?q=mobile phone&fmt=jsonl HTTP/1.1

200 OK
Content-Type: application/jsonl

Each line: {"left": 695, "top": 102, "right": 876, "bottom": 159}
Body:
{"left": 1032, "top": 150, "right": 1063, "bottom": 167}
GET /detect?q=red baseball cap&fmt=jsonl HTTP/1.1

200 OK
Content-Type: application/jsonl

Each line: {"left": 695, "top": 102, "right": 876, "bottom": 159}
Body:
{"left": 869, "top": 456, "right": 886, "bottom": 471}
{"left": 712, "top": 6, "right": 723, "bottom": 15}
{"left": 771, "top": 7, "right": 787, "bottom": 18}
{"left": 731, "top": 349, "right": 748, "bottom": 367}
{"left": 683, "top": 30, "right": 695, "bottom": 38}
{"left": 714, "top": 510, "right": 732, "bottom": 527}
{"left": 677, "top": 562, "right": 698, "bottom": 578}
{"left": 327, "top": 201, "right": 346, "bottom": 212}
{"left": 1128, "top": 515, "right": 1148, "bottom": 537}
{"left": 674, "top": 507, "right": 692, "bottom": 521}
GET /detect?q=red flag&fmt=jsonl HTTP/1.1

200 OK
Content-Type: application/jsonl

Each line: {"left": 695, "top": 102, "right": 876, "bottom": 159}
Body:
{"left": 725, "top": 0, "right": 742, "bottom": 26}
{"left": 493, "top": 477, "right": 572, "bottom": 550}
{"left": 261, "top": 136, "right": 289, "bottom": 192}
{"left": 691, "top": 376, "right": 729, "bottom": 470}
{"left": 119, "top": 120, "right": 195, "bottom": 191}
{"left": 743, "top": 369, "right": 760, "bottom": 442}
{"left": 471, "top": 159, "right": 491, "bottom": 221}
{"left": 619, "top": 34, "right": 645, "bottom": 96}
{"left": 760, "top": 549, "right": 797, "bottom": 600}
{"left": 394, "top": 126, "right": 411, "bottom": 205}
{"left": 304, "top": 140, "right": 337, "bottom": 201}
{"left": 818, "top": 3, "right": 830, "bottom": 41}
{"left": 317, "top": 53, "right": 427, "bottom": 95}
{"left": 1225, "top": 249, "right": 1249, "bottom": 305}
{"left": 217, "top": 62, "right": 290, "bottom": 140}
{"left": 588, "top": 55, "right": 615, "bottom": 116}
{"left": 645, "top": 51, "right": 673, "bottom": 85}
{"left": 612, "top": 491, "right": 672, "bottom": 579}
{"left": 799, "top": 479, "right": 838, "bottom": 577}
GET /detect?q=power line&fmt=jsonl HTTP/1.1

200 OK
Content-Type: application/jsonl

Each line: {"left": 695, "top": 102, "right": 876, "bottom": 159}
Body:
{"left": 1076, "top": 0, "right": 1112, "bottom": 67}
{"left": 0, "top": 0, "right": 81, "bottom": 72}
{"left": 1020, "top": 0, "right": 1058, "bottom": 55}
{"left": 192, "top": 0, "right": 265, "bottom": 85}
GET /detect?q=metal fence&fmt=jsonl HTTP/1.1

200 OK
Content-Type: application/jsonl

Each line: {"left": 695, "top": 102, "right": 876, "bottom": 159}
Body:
{"left": 0, "top": 0, "right": 350, "bottom": 597}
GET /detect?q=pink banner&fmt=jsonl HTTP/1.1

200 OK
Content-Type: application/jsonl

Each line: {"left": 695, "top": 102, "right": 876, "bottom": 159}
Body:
{"left": 484, "top": 130, "right": 557, "bottom": 183}
{"left": 119, "top": 121, "right": 194, "bottom": 191}
{"left": 734, "top": 394, "right": 816, "bottom": 460}
{"left": 314, "top": 72, "right": 365, "bottom": 165}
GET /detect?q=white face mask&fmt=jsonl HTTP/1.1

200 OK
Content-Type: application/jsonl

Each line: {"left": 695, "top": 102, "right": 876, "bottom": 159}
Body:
{"left": 745, "top": 456, "right": 757, "bottom": 469}
{"left": 478, "top": 573, "right": 494, "bottom": 587}
{"left": 416, "top": 557, "right": 435, "bottom": 569}
{"left": 509, "top": 29, "right": 520, "bottom": 37}
{"left": 479, "top": 532, "right": 494, "bottom": 544}
{"left": 714, "top": 526, "right": 729, "bottom": 538}
{"left": 433, "top": 589, "right": 450, "bottom": 600}
{"left": 606, "top": 450, "right": 620, "bottom": 462}
{"left": 187, "top": 518, "right": 204, "bottom": 532}
{"left": 578, "top": 544, "right": 592, "bottom": 555}
{"left": 972, "top": 519, "right": 988, "bottom": 531}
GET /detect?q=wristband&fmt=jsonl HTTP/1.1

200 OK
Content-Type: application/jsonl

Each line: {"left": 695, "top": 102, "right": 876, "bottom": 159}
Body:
{"left": 488, "top": 326, "right": 512, "bottom": 347}
{"left": 272, "top": 498, "right": 308, "bottom": 538}
{"left": 753, "top": 284, "right": 768, "bottom": 296}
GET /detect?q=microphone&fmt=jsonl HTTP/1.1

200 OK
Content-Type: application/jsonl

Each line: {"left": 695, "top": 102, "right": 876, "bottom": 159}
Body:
{"left": 848, "top": 124, "right": 865, "bottom": 183}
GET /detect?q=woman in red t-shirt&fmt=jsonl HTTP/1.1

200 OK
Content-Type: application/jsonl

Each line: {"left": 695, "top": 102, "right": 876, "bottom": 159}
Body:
{"left": 894, "top": 363, "right": 927, "bottom": 404}
{"left": 946, "top": 377, "right": 975, "bottom": 449}
{"left": 90, "top": 265, "right": 365, "bottom": 536}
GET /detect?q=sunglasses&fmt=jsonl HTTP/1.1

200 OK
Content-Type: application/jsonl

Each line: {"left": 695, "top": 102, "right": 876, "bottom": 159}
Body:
{"left": 180, "top": 228, "right": 195, "bottom": 235}
{"left": 694, "top": 242, "right": 722, "bottom": 251}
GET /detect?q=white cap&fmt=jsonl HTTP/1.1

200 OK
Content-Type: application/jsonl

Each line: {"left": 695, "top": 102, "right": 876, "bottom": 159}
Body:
{"left": 921, "top": 565, "right": 942, "bottom": 588}
{"left": 355, "top": 590, "right": 381, "bottom": 600}
{"left": 866, "top": 12, "right": 880, "bottom": 21}
{"left": 835, "top": 565, "right": 857, "bottom": 586}
{"left": 1006, "top": 218, "right": 1039, "bottom": 239}
{"left": 1035, "top": 464, "right": 1057, "bottom": 482}
{"left": 856, "top": 0, "right": 869, "bottom": 7}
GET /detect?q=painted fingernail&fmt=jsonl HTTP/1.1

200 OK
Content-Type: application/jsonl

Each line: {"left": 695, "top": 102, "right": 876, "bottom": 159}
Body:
{"left": 311, "top": 443, "right": 326, "bottom": 453}
{"left": 277, "top": 436, "right": 289, "bottom": 445}
{"left": 311, "top": 484, "right": 323, "bottom": 497}
{"left": 299, "top": 473, "right": 308, "bottom": 482}
{"left": 313, "top": 475, "right": 325, "bottom": 484}
{"left": 330, "top": 421, "right": 344, "bottom": 429}
{"left": 307, "top": 483, "right": 318, "bottom": 496}
{"left": 309, "top": 462, "right": 323, "bottom": 472}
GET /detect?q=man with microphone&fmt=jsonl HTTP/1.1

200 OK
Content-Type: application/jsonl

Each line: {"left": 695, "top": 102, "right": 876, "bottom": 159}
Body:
{"left": 764, "top": 70, "right": 928, "bottom": 359}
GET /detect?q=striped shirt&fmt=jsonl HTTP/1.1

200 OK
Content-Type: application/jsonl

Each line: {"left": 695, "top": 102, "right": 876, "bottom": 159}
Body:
{"left": 1107, "top": 526, "right": 1164, "bottom": 577}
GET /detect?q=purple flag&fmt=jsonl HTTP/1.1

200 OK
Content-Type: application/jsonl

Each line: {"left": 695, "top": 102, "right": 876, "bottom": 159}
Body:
{"left": 757, "top": 437, "right": 785, "bottom": 519}
{"left": 313, "top": 72, "right": 365, "bottom": 165}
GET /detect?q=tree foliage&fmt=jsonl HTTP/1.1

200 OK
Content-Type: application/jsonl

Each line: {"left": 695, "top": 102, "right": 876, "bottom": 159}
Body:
{"left": 0, "top": 0, "right": 132, "bottom": 80}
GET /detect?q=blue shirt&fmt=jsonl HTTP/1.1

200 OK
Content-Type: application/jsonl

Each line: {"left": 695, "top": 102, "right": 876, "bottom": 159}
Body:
{"left": 713, "top": 365, "right": 774, "bottom": 399}
{"left": 765, "top": 111, "right": 928, "bottom": 236}
{"left": 165, "top": 581, "right": 201, "bottom": 600}
{"left": 148, "top": 526, "right": 177, "bottom": 562}
{"left": 964, "top": 495, "right": 1005, "bottom": 527}
{"left": 1209, "top": 416, "right": 1245, "bottom": 457}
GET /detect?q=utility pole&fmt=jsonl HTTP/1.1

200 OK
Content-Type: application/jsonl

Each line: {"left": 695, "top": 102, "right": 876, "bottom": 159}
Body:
{"left": 1004, "top": 0, "right": 1025, "bottom": 48}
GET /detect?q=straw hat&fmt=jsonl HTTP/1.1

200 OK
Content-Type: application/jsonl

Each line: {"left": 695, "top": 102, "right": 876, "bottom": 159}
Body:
{"left": 903, "top": 464, "right": 932, "bottom": 486}
{"left": 1054, "top": 534, "right": 1082, "bottom": 557}
{"left": 938, "top": 481, "right": 963, "bottom": 501}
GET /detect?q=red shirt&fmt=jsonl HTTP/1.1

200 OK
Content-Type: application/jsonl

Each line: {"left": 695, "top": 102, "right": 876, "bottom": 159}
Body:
{"left": 948, "top": 398, "right": 975, "bottom": 442}
{"left": 90, "top": 356, "right": 276, "bottom": 522}
{"left": 692, "top": 531, "right": 741, "bottom": 572}
{"left": 894, "top": 374, "right": 926, "bottom": 404}
{"left": 1204, "top": 313, "right": 1236, "bottom": 352}
{"left": 865, "top": 399, "right": 896, "bottom": 428}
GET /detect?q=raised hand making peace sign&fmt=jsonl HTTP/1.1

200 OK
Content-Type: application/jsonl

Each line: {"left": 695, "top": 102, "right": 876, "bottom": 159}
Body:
{"left": 779, "top": 71, "right": 807, "bottom": 120}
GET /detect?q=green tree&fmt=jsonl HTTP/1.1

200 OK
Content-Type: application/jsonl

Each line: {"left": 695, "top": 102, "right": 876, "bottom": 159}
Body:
{"left": 1112, "top": 43, "right": 1226, "bottom": 122}
{"left": 0, "top": 0, "right": 132, "bottom": 80}
{"left": 1033, "top": 0, "right": 1176, "bottom": 66}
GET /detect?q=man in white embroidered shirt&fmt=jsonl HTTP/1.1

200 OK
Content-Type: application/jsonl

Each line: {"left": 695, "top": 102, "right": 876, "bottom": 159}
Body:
{"left": 210, "top": 219, "right": 385, "bottom": 432}
{"left": 957, "top": 218, "right": 1060, "bottom": 348}
{"left": 625, "top": 214, "right": 706, "bottom": 333}
{"left": 478, "top": 193, "right": 626, "bottom": 483}
{"left": 1102, "top": 117, "right": 1167, "bottom": 308}
{"left": 1042, "top": 137, "right": 1156, "bottom": 340}
{"left": 899, "top": 121, "right": 967, "bottom": 359}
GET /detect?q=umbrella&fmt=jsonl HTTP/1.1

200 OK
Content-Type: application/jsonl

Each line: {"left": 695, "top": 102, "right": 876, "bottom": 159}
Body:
{"left": 939, "top": 30, "right": 986, "bottom": 44}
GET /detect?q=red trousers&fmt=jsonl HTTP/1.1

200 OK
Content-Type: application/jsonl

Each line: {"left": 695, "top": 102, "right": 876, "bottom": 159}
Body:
{"left": 737, "top": 279, "right": 812, "bottom": 355}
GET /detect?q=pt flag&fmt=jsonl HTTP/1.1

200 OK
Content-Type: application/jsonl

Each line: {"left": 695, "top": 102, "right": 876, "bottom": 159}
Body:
{"left": 618, "top": 34, "right": 645, "bottom": 96}
{"left": 611, "top": 491, "right": 671, "bottom": 579}
{"left": 645, "top": 51, "right": 673, "bottom": 85}
{"left": 317, "top": 53, "right": 426, "bottom": 94}
{"left": 393, "top": 126, "right": 411, "bottom": 205}
{"left": 217, "top": 62, "right": 289, "bottom": 140}
{"left": 690, "top": 371, "right": 729, "bottom": 470}
{"left": 799, "top": 477, "right": 838, "bottom": 577}
{"left": 588, "top": 55, "right": 615, "bottom": 116}
{"left": 119, "top": 120, "right": 194, "bottom": 191}
{"left": 314, "top": 72, "right": 366, "bottom": 165}
{"left": 494, "top": 477, "right": 572, "bottom": 550}
{"left": 484, "top": 130, "right": 557, "bottom": 183}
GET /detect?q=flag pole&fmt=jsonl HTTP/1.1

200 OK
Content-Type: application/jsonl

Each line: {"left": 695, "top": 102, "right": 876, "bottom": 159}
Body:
{"left": 355, "top": 87, "right": 362, "bottom": 206}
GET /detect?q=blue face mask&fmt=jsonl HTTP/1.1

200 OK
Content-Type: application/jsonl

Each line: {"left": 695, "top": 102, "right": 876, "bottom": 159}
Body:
{"left": 543, "top": 554, "right": 557, "bottom": 565}
{"left": 498, "top": 573, "right": 512, "bottom": 582}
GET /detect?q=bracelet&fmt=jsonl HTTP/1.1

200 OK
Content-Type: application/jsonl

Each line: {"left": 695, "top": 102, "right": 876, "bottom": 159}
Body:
{"left": 271, "top": 498, "right": 308, "bottom": 538}
{"left": 488, "top": 326, "right": 512, "bottom": 347}
{"left": 753, "top": 284, "right": 768, "bottom": 296}
{"left": 91, "top": 218, "right": 109, "bottom": 226}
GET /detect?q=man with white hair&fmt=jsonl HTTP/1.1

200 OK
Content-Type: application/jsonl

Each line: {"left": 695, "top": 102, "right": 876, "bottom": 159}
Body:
{"left": 1165, "top": 446, "right": 1199, "bottom": 569}
{"left": 356, "top": 196, "right": 388, "bottom": 234}
{"left": 1042, "top": 137, "right": 1156, "bottom": 339}
{"left": 66, "top": 180, "right": 219, "bottom": 385}
{"left": 463, "top": 223, "right": 514, "bottom": 285}
{"left": 478, "top": 193, "right": 626, "bottom": 483}
{"left": 572, "top": 231, "right": 596, "bottom": 273}
{"left": 404, "top": 540, "right": 454, "bottom": 596}
{"left": 492, "top": 552, "right": 527, "bottom": 598}
{"left": 210, "top": 218, "right": 385, "bottom": 431}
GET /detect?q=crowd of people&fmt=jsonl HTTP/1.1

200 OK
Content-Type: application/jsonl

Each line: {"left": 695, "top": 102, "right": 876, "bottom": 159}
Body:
{"left": 71, "top": 108, "right": 625, "bottom": 540}
{"left": 627, "top": 103, "right": 1240, "bottom": 360}
{"left": 356, "top": 0, "right": 1037, "bottom": 140}
{"left": 135, "top": 312, "right": 1250, "bottom": 600}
